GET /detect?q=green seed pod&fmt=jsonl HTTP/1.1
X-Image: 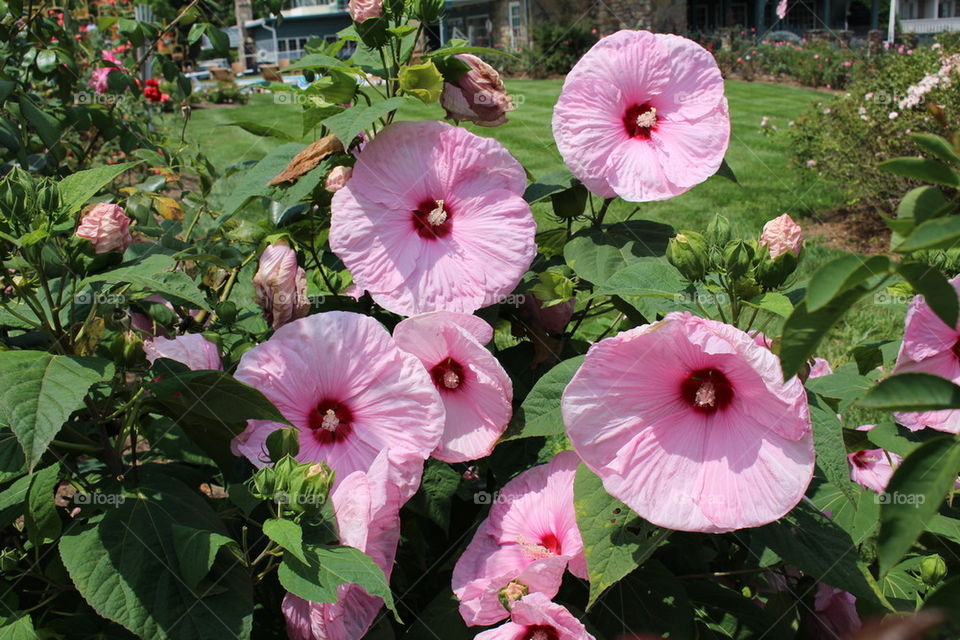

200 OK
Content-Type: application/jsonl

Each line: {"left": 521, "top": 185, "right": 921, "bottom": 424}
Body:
{"left": 707, "top": 213, "right": 732, "bottom": 247}
{"left": 724, "top": 239, "right": 754, "bottom": 279}
{"left": 754, "top": 250, "right": 798, "bottom": 290}
{"left": 921, "top": 554, "right": 947, "bottom": 586}
{"left": 266, "top": 428, "right": 301, "bottom": 463}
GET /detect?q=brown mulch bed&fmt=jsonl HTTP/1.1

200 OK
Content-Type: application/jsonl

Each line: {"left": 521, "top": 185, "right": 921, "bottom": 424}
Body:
{"left": 805, "top": 204, "right": 892, "bottom": 255}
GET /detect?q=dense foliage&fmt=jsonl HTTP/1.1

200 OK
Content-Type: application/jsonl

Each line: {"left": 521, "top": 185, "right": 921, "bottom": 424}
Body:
{"left": 3, "top": 2, "right": 960, "bottom": 640}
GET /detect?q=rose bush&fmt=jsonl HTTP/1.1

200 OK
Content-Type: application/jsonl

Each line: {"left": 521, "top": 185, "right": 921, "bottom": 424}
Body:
{"left": 3, "top": 4, "right": 960, "bottom": 640}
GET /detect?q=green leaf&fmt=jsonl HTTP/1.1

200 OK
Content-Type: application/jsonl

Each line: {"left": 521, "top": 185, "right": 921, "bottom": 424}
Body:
{"left": 282, "top": 53, "right": 352, "bottom": 72}
{"left": 564, "top": 220, "right": 674, "bottom": 287}
{"left": 500, "top": 356, "right": 584, "bottom": 441}
{"left": 222, "top": 142, "right": 332, "bottom": 216}
{"left": 859, "top": 373, "right": 960, "bottom": 411}
{"left": 18, "top": 95, "right": 61, "bottom": 149}
{"left": 574, "top": 464, "right": 670, "bottom": 609}
{"left": 896, "top": 215, "right": 960, "bottom": 252}
{"left": 523, "top": 168, "right": 576, "bottom": 204}
{"left": 204, "top": 25, "right": 229, "bottom": 56}
{"left": 0, "top": 430, "right": 26, "bottom": 484}
{"left": 713, "top": 157, "right": 738, "bottom": 183}
{"left": 780, "top": 286, "right": 868, "bottom": 379}
{"left": 805, "top": 364, "right": 874, "bottom": 410}
{"left": 83, "top": 253, "right": 211, "bottom": 311}
{"left": 752, "top": 500, "right": 890, "bottom": 613}
{"left": 263, "top": 518, "right": 307, "bottom": 564}
{"left": 866, "top": 420, "right": 940, "bottom": 457}
{"left": 0, "top": 352, "right": 112, "bottom": 469}
{"left": 35, "top": 49, "right": 57, "bottom": 73}
{"left": 897, "top": 186, "right": 952, "bottom": 224}
{"left": 911, "top": 133, "right": 960, "bottom": 165}
{"left": 24, "top": 463, "right": 61, "bottom": 547}
{"left": 398, "top": 61, "right": 444, "bottom": 103}
{"left": 59, "top": 467, "right": 253, "bottom": 640}
{"left": 806, "top": 255, "right": 891, "bottom": 312}
{"left": 278, "top": 545, "right": 399, "bottom": 620}
{"left": 897, "top": 262, "right": 959, "bottom": 328}
{"left": 313, "top": 69, "right": 357, "bottom": 104}
{"left": 186, "top": 23, "right": 205, "bottom": 45}
{"left": 58, "top": 161, "right": 143, "bottom": 216}
{"left": 322, "top": 97, "right": 409, "bottom": 146}
{"left": 877, "top": 437, "right": 960, "bottom": 576}
{"left": 147, "top": 362, "right": 289, "bottom": 472}
{"left": 423, "top": 44, "right": 518, "bottom": 61}
{"left": 746, "top": 291, "right": 794, "bottom": 318}
{"left": 879, "top": 157, "right": 960, "bottom": 188}
{"left": 409, "top": 460, "right": 460, "bottom": 532}
{"left": 807, "top": 393, "right": 859, "bottom": 507}
{"left": 923, "top": 575, "right": 960, "bottom": 630}
{"left": 590, "top": 561, "right": 693, "bottom": 638}
{"left": 170, "top": 524, "right": 239, "bottom": 590}
{"left": 219, "top": 120, "right": 297, "bottom": 142}
{"left": 0, "top": 613, "right": 36, "bottom": 640}
{"left": 592, "top": 260, "right": 686, "bottom": 312}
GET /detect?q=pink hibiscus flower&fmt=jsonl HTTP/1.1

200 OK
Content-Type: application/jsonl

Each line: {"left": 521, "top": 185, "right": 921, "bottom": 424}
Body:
{"left": 143, "top": 333, "right": 222, "bottom": 371}
{"left": 329, "top": 121, "right": 536, "bottom": 316}
{"left": 562, "top": 312, "right": 814, "bottom": 533}
{"left": 848, "top": 446, "right": 901, "bottom": 494}
{"left": 283, "top": 450, "right": 402, "bottom": 640}
{"left": 759, "top": 213, "right": 803, "bottom": 259}
{"left": 230, "top": 312, "right": 444, "bottom": 502}
{"left": 452, "top": 450, "right": 587, "bottom": 626}
{"left": 776, "top": 0, "right": 789, "bottom": 20}
{"left": 552, "top": 30, "right": 730, "bottom": 202}
{"left": 892, "top": 275, "right": 960, "bottom": 433}
{"left": 393, "top": 312, "right": 511, "bottom": 462}
{"left": 808, "top": 583, "right": 861, "bottom": 638}
{"left": 474, "top": 592, "right": 596, "bottom": 640}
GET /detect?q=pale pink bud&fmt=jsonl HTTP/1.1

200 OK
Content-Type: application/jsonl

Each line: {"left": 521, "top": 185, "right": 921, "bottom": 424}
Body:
{"left": 324, "top": 165, "right": 353, "bottom": 192}
{"left": 440, "top": 54, "right": 515, "bottom": 127}
{"left": 348, "top": 0, "right": 382, "bottom": 22}
{"left": 75, "top": 203, "right": 133, "bottom": 254}
{"left": 760, "top": 213, "right": 803, "bottom": 259}
{"left": 253, "top": 240, "right": 310, "bottom": 330}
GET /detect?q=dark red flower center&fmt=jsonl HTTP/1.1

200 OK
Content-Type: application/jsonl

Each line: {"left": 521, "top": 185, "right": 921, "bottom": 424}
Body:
{"left": 680, "top": 368, "right": 734, "bottom": 414}
{"left": 952, "top": 337, "right": 960, "bottom": 361}
{"left": 412, "top": 198, "right": 452, "bottom": 239}
{"left": 850, "top": 450, "right": 872, "bottom": 469}
{"left": 623, "top": 102, "right": 659, "bottom": 139}
{"left": 522, "top": 625, "right": 559, "bottom": 640}
{"left": 307, "top": 399, "right": 353, "bottom": 444}
{"left": 539, "top": 532, "right": 562, "bottom": 555}
{"left": 430, "top": 357, "right": 465, "bottom": 392}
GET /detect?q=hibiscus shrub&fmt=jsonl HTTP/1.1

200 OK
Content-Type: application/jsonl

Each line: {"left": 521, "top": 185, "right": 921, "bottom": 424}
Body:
{"left": 4, "top": 2, "right": 960, "bottom": 640}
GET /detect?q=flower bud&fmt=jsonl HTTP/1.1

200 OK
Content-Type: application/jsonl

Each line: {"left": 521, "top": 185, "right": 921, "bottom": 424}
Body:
{"left": 440, "top": 54, "right": 515, "bottom": 127}
{"left": 724, "top": 239, "right": 754, "bottom": 279}
{"left": 921, "top": 554, "right": 947, "bottom": 586}
{"left": 707, "top": 213, "right": 732, "bottom": 247}
{"left": 759, "top": 213, "right": 803, "bottom": 259}
{"left": 215, "top": 300, "right": 238, "bottom": 324}
{"left": 667, "top": 231, "right": 709, "bottom": 282}
{"left": 414, "top": 0, "right": 444, "bottom": 23}
{"left": 75, "top": 203, "right": 133, "bottom": 254}
{"left": 348, "top": 0, "right": 382, "bottom": 22}
{"left": 754, "top": 248, "right": 798, "bottom": 290}
{"left": 498, "top": 579, "right": 528, "bottom": 611}
{"left": 253, "top": 240, "right": 310, "bottom": 330}
{"left": 266, "top": 427, "right": 301, "bottom": 462}
{"left": 324, "top": 166, "right": 353, "bottom": 192}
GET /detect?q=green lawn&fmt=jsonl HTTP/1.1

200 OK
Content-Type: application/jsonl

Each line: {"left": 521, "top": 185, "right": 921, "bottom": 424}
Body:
{"left": 175, "top": 79, "right": 903, "bottom": 377}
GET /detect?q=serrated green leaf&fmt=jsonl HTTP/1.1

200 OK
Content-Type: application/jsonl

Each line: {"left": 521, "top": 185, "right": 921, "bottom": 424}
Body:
{"left": 500, "top": 356, "right": 584, "bottom": 441}
{"left": 323, "top": 97, "right": 409, "bottom": 146}
{"left": 58, "top": 161, "right": 143, "bottom": 216}
{"left": 170, "top": 524, "right": 239, "bottom": 590}
{"left": 263, "top": 518, "right": 307, "bottom": 564}
{"left": 82, "top": 253, "right": 211, "bottom": 311}
{"left": 24, "top": 463, "right": 60, "bottom": 547}
{"left": 564, "top": 220, "right": 674, "bottom": 287}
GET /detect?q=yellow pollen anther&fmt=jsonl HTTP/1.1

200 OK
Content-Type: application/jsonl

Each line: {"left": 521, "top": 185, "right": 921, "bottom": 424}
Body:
{"left": 635, "top": 107, "right": 657, "bottom": 129}
{"left": 426, "top": 200, "right": 447, "bottom": 226}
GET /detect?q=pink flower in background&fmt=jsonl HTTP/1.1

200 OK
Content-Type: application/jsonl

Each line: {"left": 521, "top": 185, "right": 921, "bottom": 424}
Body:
{"left": 562, "top": 312, "right": 814, "bottom": 533}
{"left": 848, "top": 446, "right": 901, "bottom": 493}
{"left": 808, "top": 584, "right": 861, "bottom": 638}
{"left": 102, "top": 48, "right": 124, "bottom": 67}
{"left": 393, "top": 312, "right": 511, "bottom": 462}
{"left": 440, "top": 54, "right": 516, "bottom": 127}
{"left": 776, "top": 0, "right": 788, "bottom": 20}
{"left": 143, "top": 334, "right": 222, "bottom": 371}
{"left": 88, "top": 67, "right": 113, "bottom": 94}
{"left": 348, "top": 0, "right": 381, "bottom": 21}
{"left": 892, "top": 275, "right": 960, "bottom": 433}
{"left": 330, "top": 121, "right": 536, "bottom": 316}
{"left": 759, "top": 213, "right": 803, "bottom": 259}
{"left": 283, "top": 451, "right": 402, "bottom": 639}
{"left": 552, "top": 30, "right": 730, "bottom": 202}
{"left": 75, "top": 203, "right": 132, "bottom": 254}
{"left": 325, "top": 165, "right": 353, "bottom": 192}
{"left": 453, "top": 451, "right": 587, "bottom": 626}
{"left": 474, "top": 592, "right": 596, "bottom": 640}
{"left": 253, "top": 240, "right": 310, "bottom": 330}
{"left": 231, "top": 312, "right": 444, "bottom": 503}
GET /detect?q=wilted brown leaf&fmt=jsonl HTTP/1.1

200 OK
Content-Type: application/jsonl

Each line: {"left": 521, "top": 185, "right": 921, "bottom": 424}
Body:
{"left": 153, "top": 196, "right": 183, "bottom": 221}
{"left": 268, "top": 135, "right": 343, "bottom": 185}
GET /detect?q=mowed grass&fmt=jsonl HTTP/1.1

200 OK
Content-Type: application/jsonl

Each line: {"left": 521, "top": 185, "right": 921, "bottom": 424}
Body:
{"left": 176, "top": 79, "right": 903, "bottom": 370}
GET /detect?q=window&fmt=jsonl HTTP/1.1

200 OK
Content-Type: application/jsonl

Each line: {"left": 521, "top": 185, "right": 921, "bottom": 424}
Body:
{"left": 940, "top": 0, "right": 956, "bottom": 17}
{"left": 508, "top": 1, "right": 523, "bottom": 51}
{"left": 465, "top": 14, "right": 491, "bottom": 47}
